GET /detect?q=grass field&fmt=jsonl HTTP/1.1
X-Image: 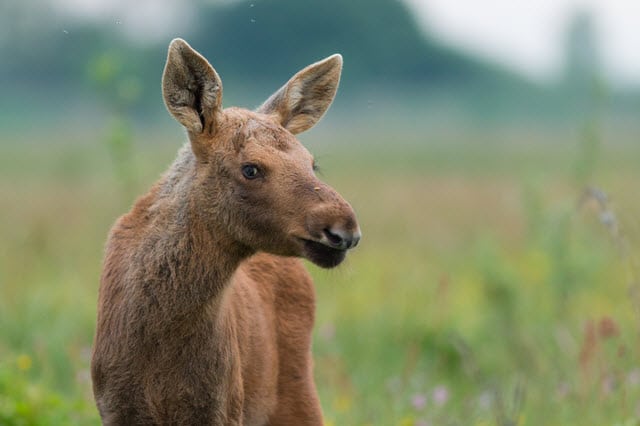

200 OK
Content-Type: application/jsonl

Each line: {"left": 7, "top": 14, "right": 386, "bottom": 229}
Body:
{"left": 1, "top": 117, "right": 640, "bottom": 425}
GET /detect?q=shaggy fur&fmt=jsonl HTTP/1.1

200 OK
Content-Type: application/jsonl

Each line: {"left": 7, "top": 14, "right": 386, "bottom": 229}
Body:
{"left": 91, "top": 39, "right": 360, "bottom": 425}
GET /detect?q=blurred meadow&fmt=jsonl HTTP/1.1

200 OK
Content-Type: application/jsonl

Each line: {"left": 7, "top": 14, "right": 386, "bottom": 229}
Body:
{"left": 2, "top": 0, "right": 640, "bottom": 425}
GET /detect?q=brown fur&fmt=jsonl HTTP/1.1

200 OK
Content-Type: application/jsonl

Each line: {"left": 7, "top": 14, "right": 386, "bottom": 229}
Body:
{"left": 91, "top": 39, "right": 360, "bottom": 425}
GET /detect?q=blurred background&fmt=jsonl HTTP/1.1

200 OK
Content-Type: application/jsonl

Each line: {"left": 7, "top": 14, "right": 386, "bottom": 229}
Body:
{"left": 1, "top": 0, "right": 639, "bottom": 424}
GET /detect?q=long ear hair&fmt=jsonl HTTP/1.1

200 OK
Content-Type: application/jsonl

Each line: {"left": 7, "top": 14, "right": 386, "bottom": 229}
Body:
{"left": 162, "top": 39, "right": 223, "bottom": 137}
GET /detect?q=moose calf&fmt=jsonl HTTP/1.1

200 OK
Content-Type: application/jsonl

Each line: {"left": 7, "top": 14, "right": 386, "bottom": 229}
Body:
{"left": 91, "top": 38, "right": 360, "bottom": 425}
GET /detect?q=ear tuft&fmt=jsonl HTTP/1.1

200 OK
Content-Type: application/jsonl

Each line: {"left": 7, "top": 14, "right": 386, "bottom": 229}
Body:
{"left": 257, "top": 54, "right": 343, "bottom": 134}
{"left": 162, "top": 38, "right": 223, "bottom": 135}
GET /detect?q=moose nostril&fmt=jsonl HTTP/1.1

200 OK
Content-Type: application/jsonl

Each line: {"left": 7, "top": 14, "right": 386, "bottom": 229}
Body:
{"left": 323, "top": 228, "right": 344, "bottom": 248}
{"left": 322, "top": 227, "right": 361, "bottom": 250}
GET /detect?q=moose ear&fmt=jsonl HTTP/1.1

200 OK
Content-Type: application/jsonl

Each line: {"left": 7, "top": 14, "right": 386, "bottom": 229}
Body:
{"left": 257, "top": 54, "right": 342, "bottom": 135}
{"left": 162, "top": 38, "right": 223, "bottom": 135}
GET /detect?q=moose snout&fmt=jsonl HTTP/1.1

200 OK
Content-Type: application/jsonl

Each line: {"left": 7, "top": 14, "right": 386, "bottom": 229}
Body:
{"left": 305, "top": 197, "right": 361, "bottom": 252}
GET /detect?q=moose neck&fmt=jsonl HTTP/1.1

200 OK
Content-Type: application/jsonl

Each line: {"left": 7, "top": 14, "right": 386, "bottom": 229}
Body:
{"left": 141, "top": 144, "right": 253, "bottom": 320}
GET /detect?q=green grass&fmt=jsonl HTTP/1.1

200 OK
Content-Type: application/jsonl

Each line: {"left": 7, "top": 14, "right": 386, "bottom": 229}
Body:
{"left": 1, "top": 121, "right": 640, "bottom": 425}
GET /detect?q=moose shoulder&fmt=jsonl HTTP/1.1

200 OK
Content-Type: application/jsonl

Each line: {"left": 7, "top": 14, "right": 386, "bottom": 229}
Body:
{"left": 91, "top": 38, "right": 360, "bottom": 425}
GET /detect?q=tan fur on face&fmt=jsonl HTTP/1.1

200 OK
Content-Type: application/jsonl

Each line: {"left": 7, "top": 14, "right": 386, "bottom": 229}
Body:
{"left": 91, "top": 39, "right": 359, "bottom": 425}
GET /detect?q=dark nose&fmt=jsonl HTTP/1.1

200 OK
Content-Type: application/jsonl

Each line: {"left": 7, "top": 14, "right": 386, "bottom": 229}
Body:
{"left": 322, "top": 227, "right": 361, "bottom": 250}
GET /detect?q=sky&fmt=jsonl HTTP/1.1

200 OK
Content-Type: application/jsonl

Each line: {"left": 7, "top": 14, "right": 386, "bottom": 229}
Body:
{"left": 51, "top": 0, "right": 640, "bottom": 88}
{"left": 405, "top": 0, "right": 640, "bottom": 87}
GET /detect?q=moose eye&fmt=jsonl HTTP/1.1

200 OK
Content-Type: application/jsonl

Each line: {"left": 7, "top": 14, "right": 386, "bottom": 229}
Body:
{"left": 241, "top": 164, "right": 261, "bottom": 180}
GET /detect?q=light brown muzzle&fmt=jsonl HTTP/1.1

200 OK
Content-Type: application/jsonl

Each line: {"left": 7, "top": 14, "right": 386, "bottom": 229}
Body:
{"left": 298, "top": 184, "right": 361, "bottom": 268}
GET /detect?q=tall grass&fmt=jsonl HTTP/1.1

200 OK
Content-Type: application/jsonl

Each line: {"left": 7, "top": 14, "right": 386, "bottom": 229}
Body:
{"left": 1, "top": 109, "right": 639, "bottom": 424}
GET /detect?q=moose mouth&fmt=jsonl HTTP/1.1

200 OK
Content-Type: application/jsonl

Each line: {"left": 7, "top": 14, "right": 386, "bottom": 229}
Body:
{"left": 300, "top": 239, "right": 347, "bottom": 268}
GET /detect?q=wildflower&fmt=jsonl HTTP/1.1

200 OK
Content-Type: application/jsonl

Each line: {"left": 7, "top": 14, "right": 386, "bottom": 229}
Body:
{"left": 579, "top": 320, "right": 597, "bottom": 371}
{"left": 333, "top": 394, "right": 351, "bottom": 413}
{"left": 76, "top": 369, "right": 91, "bottom": 384}
{"left": 598, "top": 316, "right": 619, "bottom": 339}
{"left": 16, "top": 354, "right": 32, "bottom": 371}
{"left": 411, "top": 393, "right": 427, "bottom": 411}
{"left": 556, "top": 382, "right": 571, "bottom": 400}
{"left": 601, "top": 374, "right": 617, "bottom": 396}
{"left": 599, "top": 210, "right": 616, "bottom": 228}
{"left": 398, "top": 417, "right": 415, "bottom": 426}
{"left": 432, "top": 385, "right": 449, "bottom": 406}
{"left": 319, "top": 323, "right": 335, "bottom": 341}
{"left": 626, "top": 369, "right": 640, "bottom": 387}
